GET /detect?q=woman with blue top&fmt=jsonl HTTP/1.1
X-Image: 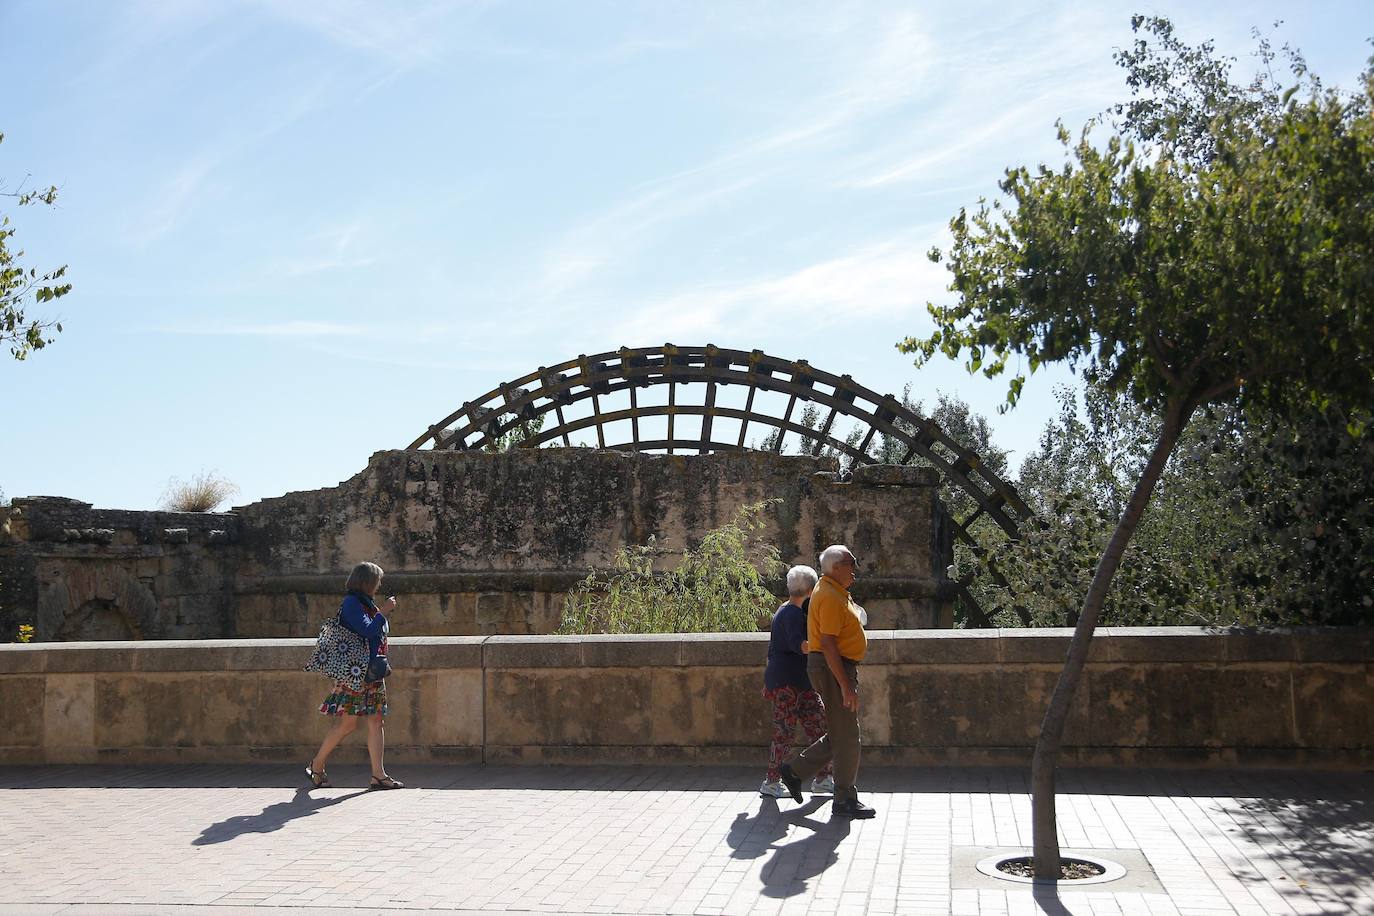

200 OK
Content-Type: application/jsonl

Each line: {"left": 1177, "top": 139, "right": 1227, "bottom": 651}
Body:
{"left": 305, "top": 561, "right": 405, "bottom": 790}
{"left": 760, "top": 565, "right": 834, "bottom": 798}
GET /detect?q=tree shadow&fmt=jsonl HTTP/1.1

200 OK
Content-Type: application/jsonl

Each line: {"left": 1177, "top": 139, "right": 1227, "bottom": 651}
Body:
{"left": 1029, "top": 883, "right": 1077, "bottom": 915}
{"left": 192, "top": 786, "right": 368, "bottom": 846}
{"left": 757, "top": 802, "right": 852, "bottom": 899}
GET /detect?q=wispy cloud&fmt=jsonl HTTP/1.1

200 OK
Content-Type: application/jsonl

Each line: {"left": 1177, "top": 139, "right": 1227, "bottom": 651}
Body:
{"left": 533, "top": 10, "right": 937, "bottom": 300}
{"left": 267, "top": 221, "right": 379, "bottom": 278}
{"left": 128, "top": 78, "right": 333, "bottom": 245}
{"left": 160, "top": 320, "right": 370, "bottom": 338}
{"left": 840, "top": 7, "right": 1122, "bottom": 189}
{"left": 247, "top": 0, "right": 456, "bottom": 67}
{"left": 615, "top": 232, "right": 948, "bottom": 344}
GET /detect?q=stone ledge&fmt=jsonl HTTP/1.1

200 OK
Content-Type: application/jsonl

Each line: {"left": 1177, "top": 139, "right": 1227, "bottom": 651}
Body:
{"left": 2, "top": 628, "right": 1370, "bottom": 674}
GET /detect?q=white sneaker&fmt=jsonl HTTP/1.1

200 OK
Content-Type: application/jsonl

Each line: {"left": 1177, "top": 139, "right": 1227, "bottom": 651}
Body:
{"left": 811, "top": 775, "right": 836, "bottom": 794}
{"left": 759, "top": 779, "right": 791, "bottom": 798}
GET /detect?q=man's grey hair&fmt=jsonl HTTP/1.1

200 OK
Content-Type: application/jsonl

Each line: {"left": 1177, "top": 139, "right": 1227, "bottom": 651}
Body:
{"left": 785, "top": 565, "right": 818, "bottom": 597}
{"left": 345, "top": 561, "right": 384, "bottom": 593}
{"left": 818, "top": 544, "right": 852, "bottom": 575}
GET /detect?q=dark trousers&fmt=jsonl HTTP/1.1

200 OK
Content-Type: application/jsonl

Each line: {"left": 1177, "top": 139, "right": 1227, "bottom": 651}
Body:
{"left": 786, "top": 653, "right": 860, "bottom": 803}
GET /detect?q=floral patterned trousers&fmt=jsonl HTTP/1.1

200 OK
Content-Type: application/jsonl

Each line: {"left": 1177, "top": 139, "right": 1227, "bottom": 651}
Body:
{"left": 763, "top": 685, "right": 831, "bottom": 782}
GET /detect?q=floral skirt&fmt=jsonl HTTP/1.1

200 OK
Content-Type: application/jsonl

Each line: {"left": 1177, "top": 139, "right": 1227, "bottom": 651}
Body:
{"left": 319, "top": 679, "right": 388, "bottom": 717}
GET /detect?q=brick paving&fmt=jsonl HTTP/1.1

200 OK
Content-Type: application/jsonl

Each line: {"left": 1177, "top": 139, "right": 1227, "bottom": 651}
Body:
{"left": 0, "top": 765, "right": 1370, "bottom": 915}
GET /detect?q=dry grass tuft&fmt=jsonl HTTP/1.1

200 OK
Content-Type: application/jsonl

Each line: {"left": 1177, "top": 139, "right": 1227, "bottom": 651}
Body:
{"left": 161, "top": 472, "right": 239, "bottom": 513}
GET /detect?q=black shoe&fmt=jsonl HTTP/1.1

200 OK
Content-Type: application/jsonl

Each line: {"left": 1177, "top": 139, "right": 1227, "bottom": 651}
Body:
{"left": 833, "top": 798, "right": 876, "bottom": 818}
{"left": 778, "top": 763, "right": 804, "bottom": 803}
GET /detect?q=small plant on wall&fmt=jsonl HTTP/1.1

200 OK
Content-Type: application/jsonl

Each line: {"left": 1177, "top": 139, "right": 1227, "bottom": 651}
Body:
{"left": 558, "top": 500, "right": 785, "bottom": 634}
{"left": 160, "top": 472, "right": 239, "bottom": 512}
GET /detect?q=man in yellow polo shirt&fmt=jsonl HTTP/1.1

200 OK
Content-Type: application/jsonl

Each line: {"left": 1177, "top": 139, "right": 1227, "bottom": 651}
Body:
{"left": 779, "top": 544, "right": 875, "bottom": 818}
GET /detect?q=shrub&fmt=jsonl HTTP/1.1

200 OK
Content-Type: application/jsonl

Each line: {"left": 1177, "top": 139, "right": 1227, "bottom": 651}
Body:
{"left": 160, "top": 472, "right": 239, "bottom": 512}
{"left": 558, "top": 500, "right": 785, "bottom": 634}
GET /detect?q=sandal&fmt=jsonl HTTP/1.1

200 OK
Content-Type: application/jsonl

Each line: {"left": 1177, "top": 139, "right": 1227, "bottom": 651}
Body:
{"left": 305, "top": 764, "right": 331, "bottom": 789}
{"left": 369, "top": 775, "right": 405, "bottom": 790}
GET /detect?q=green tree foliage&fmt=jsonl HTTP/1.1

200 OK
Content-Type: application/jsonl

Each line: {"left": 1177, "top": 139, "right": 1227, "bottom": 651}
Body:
{"left": 1, "top": 132, "right": 70, "bottom": 359}
{"left": 899, "top": 16, "right": 1374, "bottom": 877}
{"left": 981, "top": 386, "right": 1374, "bottom": 628}
{"left": 558, "top": 500, "right": 785, "bottom": 634}
{"left": 485, "top": 412, "right": 546, "bottom": 452}
{"left": 1220, "top": 408, "right": 1374, "bottom": 624}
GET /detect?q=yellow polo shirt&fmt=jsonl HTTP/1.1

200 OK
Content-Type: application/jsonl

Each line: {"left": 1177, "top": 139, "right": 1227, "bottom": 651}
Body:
{"left": 807, "top": 574, "right": 867, "bottom": 662}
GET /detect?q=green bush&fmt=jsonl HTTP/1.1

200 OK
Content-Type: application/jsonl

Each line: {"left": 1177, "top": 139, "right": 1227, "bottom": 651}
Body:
{"left": 558, "top": 500, "right": 784, "bottom": 634}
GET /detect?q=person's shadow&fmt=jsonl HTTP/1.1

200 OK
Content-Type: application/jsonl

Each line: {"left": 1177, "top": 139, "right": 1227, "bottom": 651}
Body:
{"left": 727, "top": 797, "right": 797, "bottom": 860}
{"left": 756, "top": 801, "right": 852, "bottom": 899}
{"left": 193, "top": 787, "right": 368, "bottom": 846}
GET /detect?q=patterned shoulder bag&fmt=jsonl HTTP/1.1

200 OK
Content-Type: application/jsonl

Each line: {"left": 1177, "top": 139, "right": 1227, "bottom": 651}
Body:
{"left": 303, "top": 611, "right": 370, "bottom": 691}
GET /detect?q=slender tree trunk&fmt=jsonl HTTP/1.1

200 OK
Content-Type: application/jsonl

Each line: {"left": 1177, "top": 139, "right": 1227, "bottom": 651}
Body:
{"left": 1030, "top": 397, "right": 1193, "bottom": 878}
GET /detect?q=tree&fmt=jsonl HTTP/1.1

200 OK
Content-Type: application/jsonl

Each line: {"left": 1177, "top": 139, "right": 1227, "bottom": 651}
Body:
{"left": 899, "top": 17, "right": 1374, "bottom": 877}
{"left": 1, "top": 132, "right": 69, "bottom": 359}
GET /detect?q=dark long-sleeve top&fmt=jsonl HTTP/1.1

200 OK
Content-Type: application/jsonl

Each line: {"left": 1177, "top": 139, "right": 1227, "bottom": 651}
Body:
{"left": 339, "top": 590, "right": 388, "bottom": 663}
{"left": 764, "top": 601, "right": 811, "bottom": 691}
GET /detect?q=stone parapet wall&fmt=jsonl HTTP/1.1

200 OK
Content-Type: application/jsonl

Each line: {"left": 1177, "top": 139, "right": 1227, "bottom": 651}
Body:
{"left": 2, "top": 450, "right": 954, "bottom": 640}
{"left": 2, "top": 628, "right": 1368, "bottom": 768}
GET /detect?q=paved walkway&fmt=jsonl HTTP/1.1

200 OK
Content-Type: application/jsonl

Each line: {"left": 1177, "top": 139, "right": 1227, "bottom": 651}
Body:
{"left": 0, "top": 765, "right": 1370, "bottom": 915}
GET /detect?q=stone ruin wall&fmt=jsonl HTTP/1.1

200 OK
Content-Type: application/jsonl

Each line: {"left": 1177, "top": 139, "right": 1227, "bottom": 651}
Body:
{"left": 1, "top": 449, "right": 954, "bottom": 642}
{"left": 0, "top": 499, "right": 240, "bottom": 642}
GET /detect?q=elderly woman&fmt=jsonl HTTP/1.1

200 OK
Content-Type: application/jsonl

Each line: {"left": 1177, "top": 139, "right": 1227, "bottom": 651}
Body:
{"left": 760, "top": 564, "right": 834, "bottom": 798}
{"left": 305, "top": 561, "right": 404, "bottom": 790}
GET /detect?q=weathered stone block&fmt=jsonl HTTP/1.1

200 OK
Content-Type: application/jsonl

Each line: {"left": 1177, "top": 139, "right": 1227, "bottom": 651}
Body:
{"left": 484, "top": 635, "right": 583, "bottom": 668}
{"left": 0, "top": 645, "right": 46, "bottom": 674}
{"left": 582, "top": 635, "right": 684, "bottom": 668}
{"left": 679, "top": 633, "right": 770, "bottom": 667}
{"left": 1292, "top": 664, "right": 1373, "bottom": 748}
{"left": 0, "top": 676, "right": 45, "bottom": 747}
{"left": 254, "top": 674, "right": 333, "bottom": 746}
{"left": 649, "top": 667, "right": 768, "bottom": 746}
{"left": 485, "top": 668, "right": 652, "bottom": 746}
{"left": 1084, "top": 664, "right": 1150, "bottom": 748}
{"left": 43, "top": 673, "right": 95, "bottom": 756}
{"left": 1103, "top": 627, "right": 1224, "bottom": 662}
{"left": 1143, "top": 664, "right": 1294, "bottom": 748}
{"left": 94, "top": 675, "right": 149, "bottom": 748}
{"left": 999, "top": 628, "right": 1110, "bottom": 664}
{"left": 888, "top": 630, "right": 1000, "bottom": 665}
{"left": 388, "top": 636, "right": 484, "bottom": 670}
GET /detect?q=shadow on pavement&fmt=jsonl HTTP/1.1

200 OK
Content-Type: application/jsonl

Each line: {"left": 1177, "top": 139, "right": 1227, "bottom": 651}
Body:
{"left": 721, "top": 793, "right": 853, "bottom": 898}
{"left": 192, "top": 786, "right": 369, "bottom": 846}
{"left": 758, "top": 804, "right": 852, "bottom": 899}
{"left": 725, "top": 795, "right": 829, "bottom": 860}
{"left": 1030, "top": 884, "right": 1076, "bottom": 915}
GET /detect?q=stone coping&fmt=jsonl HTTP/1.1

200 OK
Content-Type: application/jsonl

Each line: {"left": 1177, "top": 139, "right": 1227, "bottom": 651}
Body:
{"left": 2, "top": 626, "right": 1369, "bottom": 674}
{"left": 236, "top": 571, "right": 946, "bottom": 599}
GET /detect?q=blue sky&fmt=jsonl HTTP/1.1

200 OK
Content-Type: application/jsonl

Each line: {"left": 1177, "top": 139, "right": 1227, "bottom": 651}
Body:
{"left": 4, "top": 1, "right": 1371, "bottom": 510}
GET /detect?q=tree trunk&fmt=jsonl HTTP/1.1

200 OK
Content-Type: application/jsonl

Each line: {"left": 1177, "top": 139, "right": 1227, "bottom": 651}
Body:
{"left": 1030, "top": 397, "right": 1193, "bottom": 878}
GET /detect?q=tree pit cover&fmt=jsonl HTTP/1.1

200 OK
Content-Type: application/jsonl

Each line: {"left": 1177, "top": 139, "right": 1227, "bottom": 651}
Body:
{"left": 997, "top": 857, "right": 1105, "bottom": 880}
